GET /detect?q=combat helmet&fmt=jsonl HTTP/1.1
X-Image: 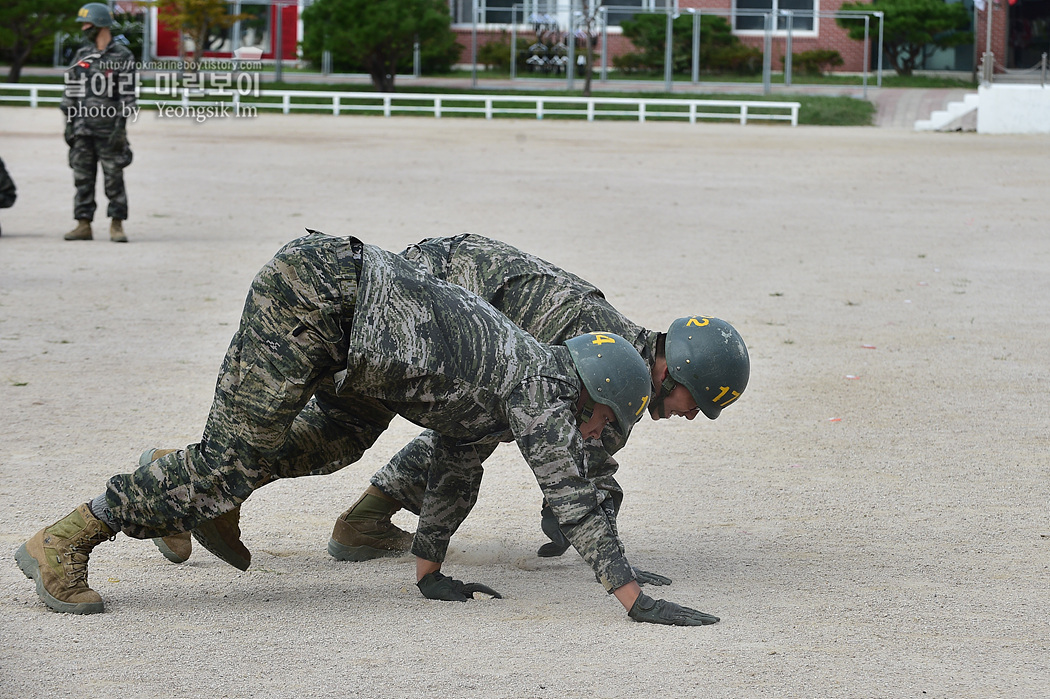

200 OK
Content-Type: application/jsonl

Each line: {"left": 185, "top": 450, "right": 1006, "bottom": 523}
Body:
{"left": 662, "top": 316, "right": 749, "bottom": 420}
{"left": 77, "top": 3, "right": 114, "bottom": 27}
{"left": 565, "top": 332, "right": 651, "bottom": 437}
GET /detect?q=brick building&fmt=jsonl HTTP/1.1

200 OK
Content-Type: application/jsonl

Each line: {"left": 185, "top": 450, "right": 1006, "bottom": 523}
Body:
{"left": 451, "top": 0, "right": 1018, "bottom": 74}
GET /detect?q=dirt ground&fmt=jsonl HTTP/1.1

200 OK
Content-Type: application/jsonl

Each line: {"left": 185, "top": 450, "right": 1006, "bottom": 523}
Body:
{"left": 1, "top": 107, "right": 1048, "bottom": 698}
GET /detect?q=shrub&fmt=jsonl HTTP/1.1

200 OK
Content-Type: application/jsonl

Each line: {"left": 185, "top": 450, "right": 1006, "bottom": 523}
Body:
{"left": 782, "top": 49, "right": 844, "bottom": 75}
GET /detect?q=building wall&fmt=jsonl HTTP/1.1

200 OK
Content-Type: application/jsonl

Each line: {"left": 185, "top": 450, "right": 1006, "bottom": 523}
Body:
{"left": 456, "top": 1, "right": 1011, "bottom": 75}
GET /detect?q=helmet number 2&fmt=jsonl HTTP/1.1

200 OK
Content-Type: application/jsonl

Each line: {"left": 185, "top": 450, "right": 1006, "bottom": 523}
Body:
{"left": 712, "top": 386, "right": 741, "bottom": 407}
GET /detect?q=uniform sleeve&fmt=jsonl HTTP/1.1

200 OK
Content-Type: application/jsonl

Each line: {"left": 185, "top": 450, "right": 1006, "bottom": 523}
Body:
{"left": 115, "top": 50, "right": 137, "bottom": 112}
{"left": 507, "top": 376, "right": 636, "bottom": 592}
{"left": 583, "top": 438, "right": 625, "bottom": 555}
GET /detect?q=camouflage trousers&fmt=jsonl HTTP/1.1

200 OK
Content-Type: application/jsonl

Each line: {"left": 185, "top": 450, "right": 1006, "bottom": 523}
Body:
{"left": 369, "top": 429, "right": 625, "bottom": 563}
{"left": 0, "top": 156, "right": 15, "bottom": 209}
{"left": 372, "top": 431, "right": 496, "bottom": 562}
{"left": 69, "top": 132, "right": 132, "bottom": 221}
{"left": 102, "top": 232, "right": 397, "bottom": 539}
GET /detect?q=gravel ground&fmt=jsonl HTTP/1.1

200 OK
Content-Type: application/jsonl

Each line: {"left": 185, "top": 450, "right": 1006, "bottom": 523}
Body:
{"left": 1, "top": 107, "right": 1048, "bottom": 698}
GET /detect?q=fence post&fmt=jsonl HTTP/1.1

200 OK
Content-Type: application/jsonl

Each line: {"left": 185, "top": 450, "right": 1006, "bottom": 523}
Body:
{"left": 762, "top": 13, "right": 773, "bottom": 95}
{"left": 784, "top": 11, "right": 793, "bottom": 88}
{"left": 862, "top": 15, "right": 870, "bottom": 100}
{"left": 664, "top": 12, "right": 674, "bottom": 92}
{"left": 691, "top": 10, "right": 700, "bottom": 85}
{"left": 600, "top": 7, "right": 608, "bottom": 82}
{"left": 741, "top": 104, "right": 749, "bottom": 125}
{"left": 511, "top": 5, "right": 517, "bottom": 81}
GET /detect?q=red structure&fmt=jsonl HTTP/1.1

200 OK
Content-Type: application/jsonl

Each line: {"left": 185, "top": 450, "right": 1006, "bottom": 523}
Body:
{"left": 150, "top": 1, "right": 300, "bottom": 62}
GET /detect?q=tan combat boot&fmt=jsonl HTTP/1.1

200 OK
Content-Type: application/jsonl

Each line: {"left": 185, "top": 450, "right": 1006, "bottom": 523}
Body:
{"left": 328, "top": 485, "right": 414, "bottom": 562}
{"left": 15, "top": 503, "right": 115, "bottom": 614}
{"left": 64, "top": 219, "right": 93, "bottom": 241}
{"left": 191, "top": 508, "right": 250, "bottom": 571}
{"left": 109, "top": 219, "right": 127, "bottom": 243}
{"left": 140, "top": 447, "right": 251, "bottom": 570}
{"left": 143, "top": 449, "right": 193, "bottom": 563}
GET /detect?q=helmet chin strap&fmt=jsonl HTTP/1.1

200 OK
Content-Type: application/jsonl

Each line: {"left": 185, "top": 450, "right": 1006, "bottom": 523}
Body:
{"left": 649, "top": 375, "right": 678, "bottom": 419}
{"left": 577, "top": 396, "right": 597, "bottom": 425}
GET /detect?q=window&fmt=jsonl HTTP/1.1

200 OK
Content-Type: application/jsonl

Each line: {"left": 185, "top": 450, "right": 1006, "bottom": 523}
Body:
{"left": 734, "top": 0, "right": 816, "bottom": 33}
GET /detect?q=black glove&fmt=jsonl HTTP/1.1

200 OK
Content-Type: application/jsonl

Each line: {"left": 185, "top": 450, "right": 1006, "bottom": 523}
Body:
{"left": 627, "top": 592, "right": 719, "bottom": 626}
{"left": 416, "top": 571, "right": 503, "bottom": 602}
{"left": 537, "top": 502, "right": 570, "bottom": 558}
{"left": 632, "top": 567, "right": 672, "bottom": 586}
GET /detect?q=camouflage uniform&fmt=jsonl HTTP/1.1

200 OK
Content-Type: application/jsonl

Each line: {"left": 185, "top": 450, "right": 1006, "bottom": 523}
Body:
{"left": 62, "top": 41, "right": 136, "bottom": 221}
{"left": 101, "top": 232, "right": 637, "bottom": 592}
{"left": 0, "top": 157, "right": 15, "bottom": 209}
{"left": 0, "top": 156, "right": 14, "bottom": 237}
{"left": 370, "top": 234, "right": 660, "bottom": 553}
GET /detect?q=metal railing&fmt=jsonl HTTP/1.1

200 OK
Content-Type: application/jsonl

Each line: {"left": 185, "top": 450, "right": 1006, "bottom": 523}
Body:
{"left": 980, "top": 52, "right": 1049, "bottom": 87}
{"left": 0, "top": 83, "right": 801, "bottom": 125}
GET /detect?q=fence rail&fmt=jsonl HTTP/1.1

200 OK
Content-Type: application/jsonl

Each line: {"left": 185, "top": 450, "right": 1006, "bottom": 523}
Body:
{"left": 0, "top": 83, "right": 801, "bottom": 126}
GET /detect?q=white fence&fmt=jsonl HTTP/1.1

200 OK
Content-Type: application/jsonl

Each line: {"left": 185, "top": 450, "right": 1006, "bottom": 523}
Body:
{"left": 0, "top": 83, "right": 801, "bottom": 126}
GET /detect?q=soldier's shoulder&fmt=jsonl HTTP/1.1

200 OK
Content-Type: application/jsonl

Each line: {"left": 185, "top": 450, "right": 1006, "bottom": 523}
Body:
{"left": 107, "top": 43, "right": 137, "bottom": 62}
{"left": 67, "top": 45, "right": 93, "bottom": 64}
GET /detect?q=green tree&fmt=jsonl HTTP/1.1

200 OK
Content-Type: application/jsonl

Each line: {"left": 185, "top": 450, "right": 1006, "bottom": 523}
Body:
{"left": 301, "top": 0, "right": 460, "bottom": 92}
{"left": 837, "top": 0, "right": 972, "bottom": 76}
{"left": 0, "top": 0, "right": 81, "bottom": 82}
{"left": 616, "top": 13, "right": 761, "bottom": 76}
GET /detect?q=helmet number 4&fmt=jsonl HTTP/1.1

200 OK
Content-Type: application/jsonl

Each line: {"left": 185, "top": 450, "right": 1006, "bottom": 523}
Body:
{"left": 590, "top": 333, "right": 617, "bottom": 345}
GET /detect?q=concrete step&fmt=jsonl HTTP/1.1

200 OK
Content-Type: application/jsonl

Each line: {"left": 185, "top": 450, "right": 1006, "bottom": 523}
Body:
{"left": 915, "top": 93, "right": 979, "bottom": 131}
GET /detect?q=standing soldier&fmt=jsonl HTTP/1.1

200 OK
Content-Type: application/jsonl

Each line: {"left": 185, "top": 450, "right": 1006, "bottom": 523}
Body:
{"left": 15, "top": 232, "right": 718, "bottom": 625}
{"left": 62, "top": 3, "right": 136, "bottom": 243}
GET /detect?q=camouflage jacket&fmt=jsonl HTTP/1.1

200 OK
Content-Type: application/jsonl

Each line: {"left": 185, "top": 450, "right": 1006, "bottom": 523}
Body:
{"left": 403, "top": 234, "right": 660, "bottom": 490}
{"left": 62, "top": 41, "right": 137, "bottom": 136}
{"left": 347, "top": 243, "right": 636, "bottom": 591}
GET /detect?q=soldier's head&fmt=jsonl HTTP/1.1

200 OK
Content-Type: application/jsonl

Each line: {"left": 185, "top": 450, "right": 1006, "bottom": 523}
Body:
{"left": 565, "top": 332, "right": 651, "bottom": 440}
{"left": 649, "top": 316, "right": 749, "bottom": 421}
{"left": 77, "top": 3, "right": 114, "bottom": 44}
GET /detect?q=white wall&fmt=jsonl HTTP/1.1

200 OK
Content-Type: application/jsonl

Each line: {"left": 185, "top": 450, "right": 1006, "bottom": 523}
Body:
{"left": 977, "top": 84, "right": 1050, "bottom": 134}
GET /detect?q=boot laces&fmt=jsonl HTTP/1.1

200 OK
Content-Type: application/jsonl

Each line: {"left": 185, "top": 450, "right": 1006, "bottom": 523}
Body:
{"left": 63, "top": 525, "right": 115, "bottom": 588}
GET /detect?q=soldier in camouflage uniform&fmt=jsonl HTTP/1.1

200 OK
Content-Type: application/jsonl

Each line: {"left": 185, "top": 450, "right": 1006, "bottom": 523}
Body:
{"left": 62, "top": 3, "right": 136, "bottom": 243}
{"left": 0, "top": 156, "right": 16, "bottom": 237}
{"left": 15, "top": 231, "right": 719, "bottom": 625}
{"left": 153, "top": 234, "right": 750, "bottom": 577}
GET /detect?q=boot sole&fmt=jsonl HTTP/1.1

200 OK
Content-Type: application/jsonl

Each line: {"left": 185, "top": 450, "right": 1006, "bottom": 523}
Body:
{"left": 327, "top": 537, "right": 407, "bottom": 562}
{"left": 192, "top": 521, "right": 250, "bottom": 571}
{"left": 152, "top": 537, "right": 190, "bottom": 564}
{"left": 14, "top": 543, "right": 104, "bottom": 614}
